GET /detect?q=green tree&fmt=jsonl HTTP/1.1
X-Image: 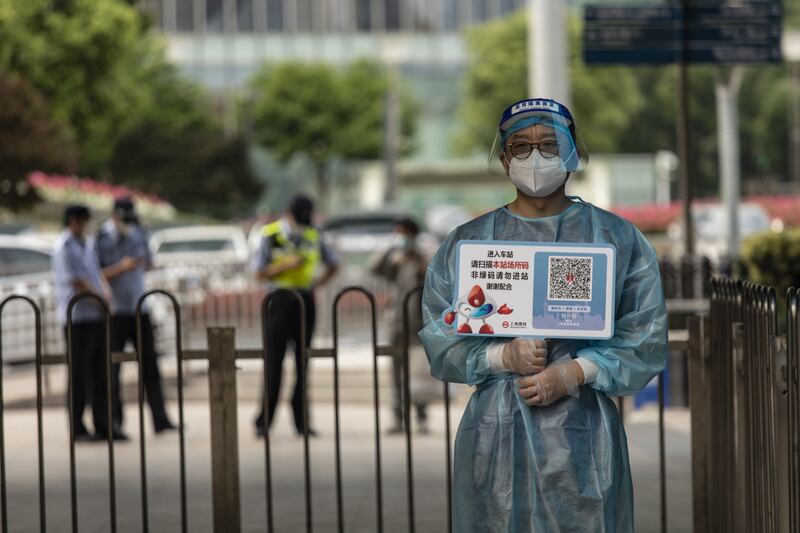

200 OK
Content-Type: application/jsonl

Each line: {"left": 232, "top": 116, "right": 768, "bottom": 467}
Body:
{"left": 248, "top": 59, "right": 415, "bottom": 204}
{"left": 454, "top": 11, "right": 642, "bottom": 157}
{"left": 0, "top": 0, "right": 147, "bottom": 174}
{"left": 455, "top": 9, "right": 793, "bottom": 197}
{"left": 0, "top": 0, "right": 263, "bottom": 217}
{"left": 109, "top": 122, "right": 261, "bottom": 219}
{"left": 0, "top": 71, "right": 78, "bottom": 210}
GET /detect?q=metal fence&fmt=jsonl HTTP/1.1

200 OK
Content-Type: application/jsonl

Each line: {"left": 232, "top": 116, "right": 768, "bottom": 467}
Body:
{"left": 0, "top": 283, "right": 679, "bottom": 533}
{"left": 0, "top": 286, "right": 446, "bottom": 533}
{"left": 688, "top": 277, "right": 800, "bottom": 533}
{"left": 0, "top": 263, "right": 393, "bottom": 364}
{"left": 659, "top": 255, "right": 712, "bottom": 300}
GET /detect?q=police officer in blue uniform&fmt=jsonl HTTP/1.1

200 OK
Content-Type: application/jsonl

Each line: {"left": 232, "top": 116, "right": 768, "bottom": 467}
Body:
{"left": 252, "top": 195, "right": 339, "bottom": 437}
{"left": 53, "top": 204, "right": 125, "bottom": 441}
{"left": 95, "top": 197, "right": 175, "bottom": 433}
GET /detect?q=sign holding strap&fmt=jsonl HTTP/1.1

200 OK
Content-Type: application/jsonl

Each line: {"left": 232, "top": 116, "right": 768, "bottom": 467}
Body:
{"left": 443, "top": 240, "right": 616, "bottom": 340}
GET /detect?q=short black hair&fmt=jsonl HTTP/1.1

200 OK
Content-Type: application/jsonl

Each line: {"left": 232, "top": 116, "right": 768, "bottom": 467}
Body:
{"left": 288, "top": 194, "right": 314, "bottom": 224}
{"left": 63, "top": 204, "right": 91, "bottom": 227}
{"left": 113, "top": 196, "right": 138, "bottom": 224}
{"left": 289, "top": 194, "right": 314, "bottom": 214}
{"left": 113, "top": 196, "right": 134, "bottom": 211}
{"left": 395, "top": 216, "right": 420, "bottom": 236}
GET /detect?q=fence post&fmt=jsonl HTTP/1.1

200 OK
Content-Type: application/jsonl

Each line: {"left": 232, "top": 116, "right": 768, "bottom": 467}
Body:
{"left": 772, "top": 334, "right": 791, "bottom": 533}
{"left": 731, "top": 322, "right": 748, "bottom": 532}
{"left": 207, "top": 327, "right": 241, "bottom": 533}
{"left": 688, "top": 315, "right": 709, "bottom": 533}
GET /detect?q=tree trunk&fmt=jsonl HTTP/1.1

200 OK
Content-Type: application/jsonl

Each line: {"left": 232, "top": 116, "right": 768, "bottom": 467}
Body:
{"left": 314, "top": 160, "right": 328, "bottom": 212}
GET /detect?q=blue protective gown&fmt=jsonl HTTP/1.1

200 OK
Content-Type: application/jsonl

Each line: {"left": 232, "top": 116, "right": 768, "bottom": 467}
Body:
{"left": 419, "top": 199, "right": 668, "bottom": 532}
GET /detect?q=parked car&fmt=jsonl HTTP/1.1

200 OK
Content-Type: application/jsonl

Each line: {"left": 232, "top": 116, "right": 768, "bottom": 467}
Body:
{"left": 321, "top": 211, "right": 439, "bottom": 268}
{"left": 149, "top": 225, "right": 250, "bottom": 267}
{"left": 0, "top": 235, "right": 53, "bottom": 278}
{"left": 668, "top": 203, "right": 775, "bottom": 263}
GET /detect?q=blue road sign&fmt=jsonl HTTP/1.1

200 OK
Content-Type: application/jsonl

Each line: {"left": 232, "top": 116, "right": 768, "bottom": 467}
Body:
{"left": 583, "top": 2, "right": 783, "bottom": 65}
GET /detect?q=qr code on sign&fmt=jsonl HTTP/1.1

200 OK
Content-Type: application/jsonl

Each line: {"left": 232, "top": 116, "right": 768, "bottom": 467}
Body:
{"left": 547, "top": 256, "right": 593, "bottom": 301}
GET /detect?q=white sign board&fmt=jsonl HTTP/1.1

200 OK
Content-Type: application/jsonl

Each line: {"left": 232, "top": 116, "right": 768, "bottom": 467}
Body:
{"left": 442, "top": 240, "right": 616, "bottom": 340}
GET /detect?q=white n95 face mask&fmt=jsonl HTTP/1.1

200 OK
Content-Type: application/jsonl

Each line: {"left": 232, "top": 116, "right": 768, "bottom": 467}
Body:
{"left": 507, "top": 150, "right": 568, "bottom": 197}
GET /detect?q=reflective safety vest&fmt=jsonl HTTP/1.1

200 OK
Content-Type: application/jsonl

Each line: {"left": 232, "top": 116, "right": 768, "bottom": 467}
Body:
{"left": 262, "top": 220, "right": 321, "bottom": 289}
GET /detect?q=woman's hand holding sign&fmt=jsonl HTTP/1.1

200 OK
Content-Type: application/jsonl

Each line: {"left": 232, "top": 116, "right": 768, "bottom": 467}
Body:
{"left": 488, "top": 338, "right": 547, "bottom": 375}
{"left": 517, "top": 356, "right": 585, "bottom": 406}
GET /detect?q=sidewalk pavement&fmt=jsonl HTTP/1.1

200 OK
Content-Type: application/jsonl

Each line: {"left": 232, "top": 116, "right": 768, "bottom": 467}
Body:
{"left": 3, "top": 393, "right": 691, "bottom": 533}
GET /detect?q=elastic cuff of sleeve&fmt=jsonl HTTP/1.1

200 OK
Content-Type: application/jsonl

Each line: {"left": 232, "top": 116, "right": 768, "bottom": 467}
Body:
{"left": 486, "top": 341, "right": 508, "bottom": 372}
{"left": 575, "top": 357, "right": 599, "bottom": 384}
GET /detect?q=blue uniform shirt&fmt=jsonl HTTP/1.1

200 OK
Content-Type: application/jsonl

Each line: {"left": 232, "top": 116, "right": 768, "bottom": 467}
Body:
{"left": 95, "top": 220, "right": 153, "bottom": 316}
{"left": 52, "top": 229, "right": 107, "bottom": 325}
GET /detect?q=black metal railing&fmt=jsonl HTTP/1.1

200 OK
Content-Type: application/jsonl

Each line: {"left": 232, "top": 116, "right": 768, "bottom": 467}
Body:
{"left": 689, "top": 277, "right": 800, "bottom": 533}
{"left": 0, "top": 286, "right": 673, "bottom": 533}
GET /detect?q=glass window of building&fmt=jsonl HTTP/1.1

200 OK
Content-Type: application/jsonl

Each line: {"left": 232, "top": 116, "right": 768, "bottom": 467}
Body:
{"left": 237, "top": 0, "right": 254, "bottom": 31}
{"left": 267, "top": 0, "right": 284, "bottom": 31}
{"left": 176, "top": 0, "right": 193, "bottom": 31}
{"left": 206, "top": 0, "right": 223, "bottom": 32}
{"left": 356, "top": 0, "right": 370, "bottom": 30}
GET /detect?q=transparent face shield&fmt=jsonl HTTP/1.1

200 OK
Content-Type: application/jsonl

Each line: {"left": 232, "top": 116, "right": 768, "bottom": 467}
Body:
{"left": 487, "top": 112, "right": 590, "bottom": 178}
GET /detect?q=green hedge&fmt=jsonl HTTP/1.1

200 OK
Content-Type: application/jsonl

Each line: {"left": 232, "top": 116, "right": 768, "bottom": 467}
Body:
{"left": 740, "top": 229, "right": 800, "bottom": 291}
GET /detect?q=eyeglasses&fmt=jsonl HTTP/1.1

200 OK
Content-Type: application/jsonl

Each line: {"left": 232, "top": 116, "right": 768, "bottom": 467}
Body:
{"left": 506, "top": 141, "right": 559, "bottom": 160}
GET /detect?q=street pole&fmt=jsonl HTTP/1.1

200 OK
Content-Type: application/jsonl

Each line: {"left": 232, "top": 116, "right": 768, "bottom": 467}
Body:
{"left": 715, "top": 67, "right": 744, "bottom": 263}
{"left": 791, "top": 62, "right": 800, "bottom": 189}
{"left": 677, "top": 0, "right": 694, "bottom": 257}
{"left": 383, "top": 63, "right": 401, "bottom": 204}
{"left": 528, "top": 0, "right": 570, "bottom": 104}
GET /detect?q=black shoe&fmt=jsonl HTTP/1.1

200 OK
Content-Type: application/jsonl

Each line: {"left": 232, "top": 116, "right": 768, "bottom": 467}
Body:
{"left": 296, "top": 428, "right": 318, "bottom": 438}
{"left": 154, "top": 420, "right": 178, "bottom": 434}
{"left": 74, "top": 430, "right": 94, "bottom": 443}
{"left": 255, "top": 425, "right": 265, "bottom": 438}
{"left": 94, "top": 430, "right": 130, "bottom": 442}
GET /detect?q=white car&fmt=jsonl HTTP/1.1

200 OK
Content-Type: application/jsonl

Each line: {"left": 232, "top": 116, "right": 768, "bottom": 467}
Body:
{"left": 668, "top": 203, "right": 775, "bottom": 264}
{"left": 322, "top": 211, "right": 439, "bottom": 268}
{"left": 0, "top": 235, "right": 53, "bottom": 278}
{"left": 149, "top": 225, "right": 250, "bottom": 267}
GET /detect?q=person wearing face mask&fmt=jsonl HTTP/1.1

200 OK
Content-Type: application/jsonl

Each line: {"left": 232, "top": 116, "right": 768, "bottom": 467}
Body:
{"left": 53, "top": 204, "right": 121, "bottom": 441}
{"left": 95, "top": 197, "right": 175, "bottom": 435}
{"left": 419, "top": 98, "right": 668, "bottom": 532}
{"left": 252, "top": 194, "right": 340, "bottom": 437}
{"left": 369, "top": 217, "right": 436, "bottom": 434}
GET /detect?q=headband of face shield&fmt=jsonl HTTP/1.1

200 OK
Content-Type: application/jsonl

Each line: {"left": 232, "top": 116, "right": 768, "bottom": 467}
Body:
{"left": 487, "top": 110, "right": 589, "bottom": 177}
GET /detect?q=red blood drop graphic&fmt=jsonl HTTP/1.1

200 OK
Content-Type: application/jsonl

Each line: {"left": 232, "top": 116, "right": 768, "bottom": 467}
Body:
{"left": 498, "top": 304, "right": 513, "bottom": 315}
{"left": 458, "top": 323, "right": 473, "bottom": 334}
{"left": 444, "top": 311, "right": 456, "bottom": 325}
{"left": 468, "top": 285, "right": 485, "bottom": 307}
{"left": 565, "top": 273, "right": 575, "bottom": 283}
{"left": 479, "top": 324, "right": 494, "bottom": 334}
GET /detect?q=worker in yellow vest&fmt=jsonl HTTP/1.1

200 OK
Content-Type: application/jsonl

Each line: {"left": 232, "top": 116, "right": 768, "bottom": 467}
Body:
{"left": 252, "top": 195, "right": 339, "bottom": 437}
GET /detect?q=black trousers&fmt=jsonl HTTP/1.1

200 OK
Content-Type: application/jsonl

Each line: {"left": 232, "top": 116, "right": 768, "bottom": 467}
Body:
{"left": 390, "top": 332, "right": 428, "bottom": 426}
{"left": 255, "top": 290, "right": 316, "bottom": 432}
{"left": 64, "top": 322, "right": 110, "bottom": 436}
{"left": 110, "top": 314, "right": 170, "bottom": 428}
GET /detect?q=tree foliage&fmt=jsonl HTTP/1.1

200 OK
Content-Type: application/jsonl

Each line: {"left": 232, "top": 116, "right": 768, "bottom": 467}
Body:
{"left": 456, "top": 10, "right": 794, "bottom": 197}
{"left": 455, "top": 12, "right": 642, "bottom": 158}
{"left": 0, "top": 0, "right": 263, "bottom": 218}
{"left": 109, "top": 121, "right": 260, "bottom": 219}
{"left": 0, "top": 0, "right": 146, "bottom": 174}
{"left": 0, "top": 71, "right": 79, "bottom": 210}
{"left": 248, "top": 59, "right": 415, "bottom": 202}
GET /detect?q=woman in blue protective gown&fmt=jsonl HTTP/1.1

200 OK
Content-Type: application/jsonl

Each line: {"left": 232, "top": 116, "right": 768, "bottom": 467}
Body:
{"left": 418, "top": 98, "right": 668, "bottom": 532}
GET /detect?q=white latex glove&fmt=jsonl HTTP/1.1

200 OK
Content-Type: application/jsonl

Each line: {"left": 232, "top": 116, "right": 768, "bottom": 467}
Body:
{"left": 516, "top": 355, "right": 583, "bottom": 406}
{"left": 486, "top": 338, "right": 547, "bottom": 375}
